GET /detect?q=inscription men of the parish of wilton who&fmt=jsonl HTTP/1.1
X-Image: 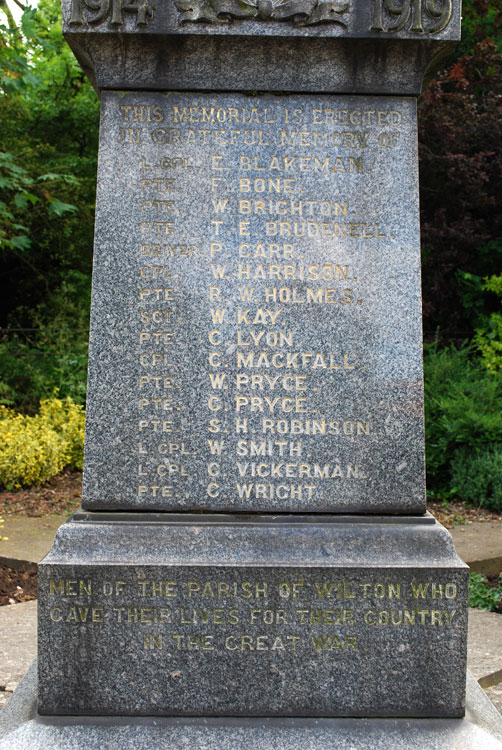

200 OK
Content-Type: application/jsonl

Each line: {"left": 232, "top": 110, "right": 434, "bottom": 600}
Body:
{"left": 83, "top": 92, "right": 425, "bottom": 513}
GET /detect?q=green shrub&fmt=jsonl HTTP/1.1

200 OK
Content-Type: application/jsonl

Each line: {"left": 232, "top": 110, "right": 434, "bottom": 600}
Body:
{"left": 474, "top": 273, "right": 502, "bottom": 374}
{"left": 0, "top": 396, "right": 85, "bottom": 489}
{"left": 469, "top": 572, "right": 502, "bottom": 612}
{"left": 424, "top": 341, "right": 502, "bottom": 501}
{"left": 451, "top": 445, "right": 502, "bottom": 510}
{"left": 0, "top": 272, "right": 89, "bottom": 412}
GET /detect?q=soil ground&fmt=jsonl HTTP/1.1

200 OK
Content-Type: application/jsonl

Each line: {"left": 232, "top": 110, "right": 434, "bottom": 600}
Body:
{"left": 0, "top": 469, "right": 81, "bottom": 518}
{"left": 0, "top": 564, "right": 37, "bottom": 607}
{"left": 0, "top": 471, "right": 500, "bottom": 607}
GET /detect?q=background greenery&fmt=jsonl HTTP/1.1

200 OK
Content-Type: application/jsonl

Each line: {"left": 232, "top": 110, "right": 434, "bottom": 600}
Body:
{"left": 0, "top": 0, "right": 501, "bottom": 508}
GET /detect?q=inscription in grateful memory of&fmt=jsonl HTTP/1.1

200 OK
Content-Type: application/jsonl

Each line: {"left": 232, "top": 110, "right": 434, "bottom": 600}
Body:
{"left": 83, "top": 92, "right": 425, "bottom": 512}
{"left": 39, "top": 565, "right": 467, "bottom": 715}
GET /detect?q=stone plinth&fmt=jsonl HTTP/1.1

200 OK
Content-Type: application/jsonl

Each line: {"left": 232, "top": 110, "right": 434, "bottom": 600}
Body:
{"left": 38, "top": 513, "right": 468, "bottom": 717}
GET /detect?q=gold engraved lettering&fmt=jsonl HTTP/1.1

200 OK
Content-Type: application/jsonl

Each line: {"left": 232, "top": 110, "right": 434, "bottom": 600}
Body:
{"left": 249, "top": 609, "right": 287, "bottom": 625}
{"left": 138, "top": 288, "right": 175, "bottom": 301}
{"left": 297, "top": 608, "right": 354, "bottom": 625}
{"left": 141, "top": 200, "right": 176, "bottom": 213}
{"left": 138, "top": 419, "right": 174, "bottom": 432}
{"left": 120, "top": 127, "right": 142, "bottom": 144}
{"left": 138, "top": 485, "right": 175, "bottom": 497}
{"left": 137, "top": 580, "right": 178, "bottom": 597}
{"left": 179, "top": 607, "right": 239, "bottom": 625}
{"left": 139, "top": 375, "right": 176, "bottom": 389}
{"left": 234, "top": 396, "right": 307, "bottom": 413}
{"left": 239, "top": 243, "right": 295, "bottom": 259}
{"left": 224, "top": 635, "right": 300, "bottom": 652}
{"left": 140, "top": 310, "right": 174, "bottom": 324}
{"left": 186, "top": 580, "right": 268, "bottom": 599}
{"left": 364, "top": 609, "right": 457, "bottom": 626}
{"left": 140, "top": 221, "right": 175, "bottom": 235}
{"left": 236, "top": 483, "right": 316, "bottom": 500}
{"left": 239, "top": 178, "right": 296, "bottom": 194}
{"left": 139, "top": 331, "right": 175, "bottom": 344}
{"left": 311, "top": 634, "right": 357, "bottom": 651}
{"left": 235, "top": 374, "right": 306, "bottom": 391}
{"left": 259, "top": 419, "right": 370, "bottom": 436}
{"left": 172, "top": 634, "right": 215, "bottom": 650}
{"left": 236, "top": 352, "right": 359, "bottom": 370}
{"left": 264, "top": 221, "right": 384, "bottom": 239}
{"left": 240, "top": 154, "right": 363, "bottom": 174}
{"left": 102, "top": 581, "right": 127, "bottom": 596}
{"left": 236, "top": 439, "right": 302, "bottom": 457}
{"left": 158, "top": 442, "right": 192, "bottom": 455}
{"left": 144, "top": 634, "right": 163, "bottom": 649}
{"left": 411, "top": 582, "right": 457, "bottom": 599}
{"left": 156, "top": 462, "right": 190, "bottom": 477}
{"left": 237, "top": 263, "right": 350, "bottom": 281}
{"left": 49, "top": 579, "right": 92, "bottom": 596}
{"left": 140, "top": 178, "right": 175, "bottom": 192}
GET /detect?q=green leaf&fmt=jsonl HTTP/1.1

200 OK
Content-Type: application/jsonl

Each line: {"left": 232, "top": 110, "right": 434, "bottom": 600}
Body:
{"left": 10, "top": 234, "right": 32, "bottom": 251}
{"left": 47, "top": 199, "right": 77, "bottom": 217}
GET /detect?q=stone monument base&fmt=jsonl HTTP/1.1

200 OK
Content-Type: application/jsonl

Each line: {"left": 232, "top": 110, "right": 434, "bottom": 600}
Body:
{"left": 1, "top": 664, "right": 501, "bottom": 750}
{"left": 37, "top": 513, "right": 467, "bottom": 717}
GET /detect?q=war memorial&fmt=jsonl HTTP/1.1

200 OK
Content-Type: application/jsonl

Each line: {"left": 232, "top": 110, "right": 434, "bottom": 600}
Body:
{"left": 1, "top": 0, "right": 502, "bottom": 746}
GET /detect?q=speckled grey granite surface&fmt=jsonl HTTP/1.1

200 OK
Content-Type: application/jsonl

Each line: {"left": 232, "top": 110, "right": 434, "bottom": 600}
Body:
{"left": 83, "top": 91, "right": 426, "bottom": 514}
{"left": 2, "top": 665, "right": 502, "bottom": 750}
{"left": 60, "top": 0, "right": 461, "bottom": 94}
{"left": 37, "top": 514, "right": 468, "bottom": 717}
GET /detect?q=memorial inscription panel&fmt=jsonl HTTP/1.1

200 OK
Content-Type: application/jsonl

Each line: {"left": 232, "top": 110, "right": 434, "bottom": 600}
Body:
{"left": 39, "top": 563, "right": 467, "bottom": 716}
{"left": 83, "top": 91, "right": 425, "bottom": 513}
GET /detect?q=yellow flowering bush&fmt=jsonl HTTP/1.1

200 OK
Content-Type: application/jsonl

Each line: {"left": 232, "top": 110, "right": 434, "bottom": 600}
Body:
{"left": 0, "top": 515, "right": 6, "bottom": 541}
{"left": 0, "top": 397, "right": 85, "bottom": 489}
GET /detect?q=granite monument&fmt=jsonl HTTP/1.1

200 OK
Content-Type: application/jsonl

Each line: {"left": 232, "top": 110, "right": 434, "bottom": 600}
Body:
{"left": 3, "top": 0, "right": 502, "bottom": 747}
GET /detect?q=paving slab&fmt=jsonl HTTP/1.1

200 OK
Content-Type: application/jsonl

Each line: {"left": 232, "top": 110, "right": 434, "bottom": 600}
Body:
{"left": 450, "top": 522, "right": 502, "bottom": 578}
{"left": 0, "top": 516, "right": 67, "bottom": 569}
{"left": 0, "top": 602, "right": 37, "bottom": 710}
{"left": 467, "top": 607, "right": 502, "bottom": 713}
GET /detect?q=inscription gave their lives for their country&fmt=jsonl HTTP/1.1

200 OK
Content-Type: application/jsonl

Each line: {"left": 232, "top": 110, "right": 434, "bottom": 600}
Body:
{"left": 47, "top": 577, "right": 460, "bottom": 652}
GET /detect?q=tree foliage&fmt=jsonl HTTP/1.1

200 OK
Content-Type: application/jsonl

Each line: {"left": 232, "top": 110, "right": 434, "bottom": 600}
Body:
{"left": 419, "top": 2, "right": 502, "bottom": 341}
{"left": 0, "top": 0, "right": 99, "bottom": 328}
{"left": 0, "top": 0, "right": 99, "bottom": 407}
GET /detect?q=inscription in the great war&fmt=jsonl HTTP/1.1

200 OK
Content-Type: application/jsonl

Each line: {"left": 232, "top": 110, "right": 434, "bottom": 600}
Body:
{"left": 83, "top": 92, "right": 425, "bottom": 512}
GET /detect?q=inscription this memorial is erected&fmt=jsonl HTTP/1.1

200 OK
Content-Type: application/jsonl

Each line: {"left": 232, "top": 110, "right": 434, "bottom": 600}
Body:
{"left": 32, "top": 0, "right": 475, "bottom": 736}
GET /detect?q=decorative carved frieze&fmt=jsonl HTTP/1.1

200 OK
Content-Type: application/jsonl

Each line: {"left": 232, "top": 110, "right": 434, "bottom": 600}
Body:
{"left": 173, "top": 0, "right": 348, "bottom": 26}
{"left": 68, "top": 0, "right": 452, "bottom": 33}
